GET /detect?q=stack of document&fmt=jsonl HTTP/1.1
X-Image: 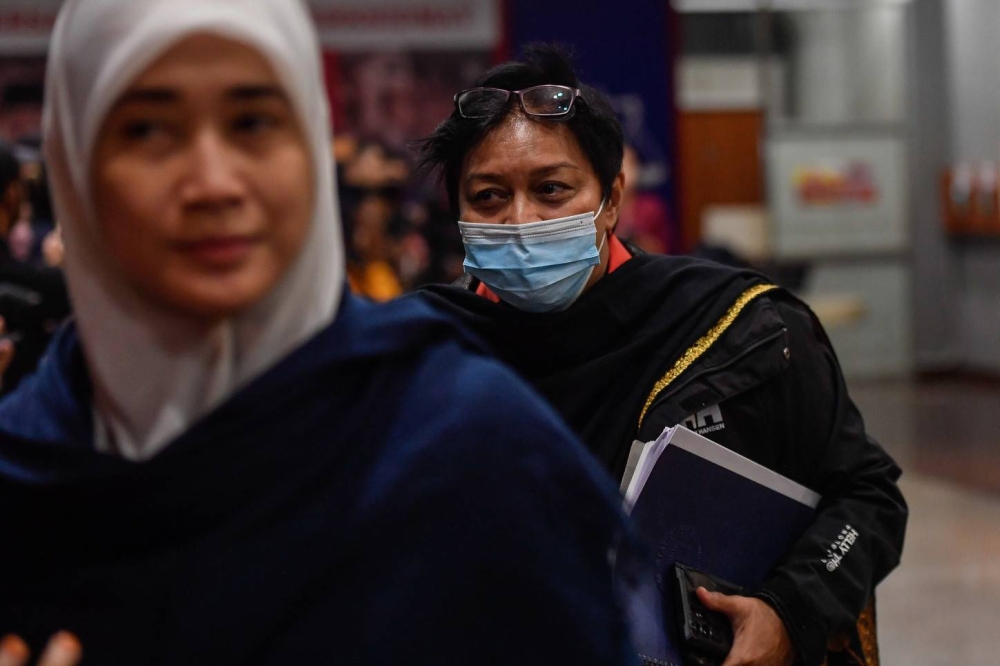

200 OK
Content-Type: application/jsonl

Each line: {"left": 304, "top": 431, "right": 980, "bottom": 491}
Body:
{"left": 618, "top": 426, "right": 821, "bottom": 666}
{"left": 621, "top": 425, "right": 821, "bottom": 513}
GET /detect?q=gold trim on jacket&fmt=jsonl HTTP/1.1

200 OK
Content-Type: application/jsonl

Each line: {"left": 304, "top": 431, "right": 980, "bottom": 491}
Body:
{"left": 637, "top": 283, "right": 779, "bottom": 428}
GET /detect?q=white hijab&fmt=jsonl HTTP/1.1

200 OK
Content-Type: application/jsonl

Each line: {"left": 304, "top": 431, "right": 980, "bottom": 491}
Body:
{"left": 43, "top": 0, "right": 345, "bottom": 460}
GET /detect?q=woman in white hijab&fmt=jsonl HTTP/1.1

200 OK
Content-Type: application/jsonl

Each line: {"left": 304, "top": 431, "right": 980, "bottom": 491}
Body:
{"left": 0, "top": 1, "right": 638, "bottom": 663}
{"left": 44, "top": 0, "right": 344, "bottom": 459}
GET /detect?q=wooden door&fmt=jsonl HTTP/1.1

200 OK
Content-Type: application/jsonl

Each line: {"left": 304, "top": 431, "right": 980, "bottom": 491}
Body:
{"left": 677, "top": 110, "right": 764, "bottom": 250}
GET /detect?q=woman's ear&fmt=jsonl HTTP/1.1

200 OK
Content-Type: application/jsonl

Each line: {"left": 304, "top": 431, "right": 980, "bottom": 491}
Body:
{"left": 605, "top": 169, "right": 626, "bottom": 234}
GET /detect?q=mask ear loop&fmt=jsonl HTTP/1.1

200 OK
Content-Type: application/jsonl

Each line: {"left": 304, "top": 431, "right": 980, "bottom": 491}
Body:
{"left": 562, "top": 198, "right": 611, "bottom": 310}
{"left": 594, "top": 197, "right": 609, "bottom": 251}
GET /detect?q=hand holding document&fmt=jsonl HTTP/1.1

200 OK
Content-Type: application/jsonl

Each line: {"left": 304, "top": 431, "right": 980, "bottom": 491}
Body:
{"left": 618, "top": 426, "right": 820, "bottom": 666}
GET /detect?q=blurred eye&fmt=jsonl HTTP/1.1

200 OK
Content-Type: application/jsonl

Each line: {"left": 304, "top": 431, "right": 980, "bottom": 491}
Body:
{"left": 120, "top": 119, "right": 169, "bottom": 142}
{"left": 232, "top": 112, "right": 280, "bottom": 135}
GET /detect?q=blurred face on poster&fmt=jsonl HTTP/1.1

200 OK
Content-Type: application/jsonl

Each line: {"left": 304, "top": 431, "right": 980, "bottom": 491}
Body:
{"left": 345, "top": 53, "right": 418, "bottom": 149}
{"left": 338, "top": 51, "right": 489, "bottom": 153}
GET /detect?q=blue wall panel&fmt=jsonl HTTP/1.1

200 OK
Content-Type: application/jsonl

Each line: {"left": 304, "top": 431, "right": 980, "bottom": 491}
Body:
{"left": 506, "top": 1, "right": 678, "bottom": 246}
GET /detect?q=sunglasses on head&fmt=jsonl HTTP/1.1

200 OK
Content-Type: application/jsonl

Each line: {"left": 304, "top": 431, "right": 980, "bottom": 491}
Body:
{"left": 453, "top": 84, "right": 583, "bottom": 119}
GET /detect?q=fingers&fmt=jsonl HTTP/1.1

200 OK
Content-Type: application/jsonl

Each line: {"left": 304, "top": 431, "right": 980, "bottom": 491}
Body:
{"left": 696, "top": 588, "right": 750, "bottom": 666}
{"left": 0, "top": 635, "right": 30, "bottom": 666}
{"left": 37, "top": 632, "right": 82, "bottom": 666}
{"left": 0, "top": 633, "right": 82, "bottom": 666}
{"left": 704, "top": 595, "right": 795, "bottom": 666}
{"left": 696, "top": 586, "right": 745, "bottom": 618}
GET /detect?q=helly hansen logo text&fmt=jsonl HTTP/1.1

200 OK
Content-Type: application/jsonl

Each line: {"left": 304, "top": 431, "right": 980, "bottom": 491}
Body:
{"left": 684, "top": 404, "right": 725, "bottom": 435}
{"left": 822, "top": 525, "right": 859, "bottom": 572}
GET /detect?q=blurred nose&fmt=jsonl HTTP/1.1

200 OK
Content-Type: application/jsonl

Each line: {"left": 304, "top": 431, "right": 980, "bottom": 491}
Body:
{"left": 507, "top": 194, "right": 545, "bottom": 225}
{"left": 180, "top": 129, "right": 246, "bottom": 210}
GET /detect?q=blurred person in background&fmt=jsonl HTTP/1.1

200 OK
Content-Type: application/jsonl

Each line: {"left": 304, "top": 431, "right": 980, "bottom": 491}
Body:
{"left": 345, "top": 191, "right": 404, "bottom": 301}
{"left": 420, "top": 45, "right": 907, "bottom": 666}
{"left": 9, "top": 134, "right": 61, "bottom": 268}
{"left": 24, "top": 156, "right": 62, "bottom": 269}
{"left": 338, "top": 139, "right": 445, "bottom": 298}
{"left": 0, "top": 142, "right": 24, "bottom": 250}
{"left": 338, "top": 140, "right": 413, "bottom": 300}
{"left": 5, "top": 214, "right": 33, "bottom": 264}
{"left": 41, "top": 224, "right": 64, "bottom": 269}
{"left": 0, "top": 1, "right": 639, "bottom": 664}
{"left": 616, "top": 144, "right": 671, "bottom": 255}
{"left": 0, "top": 140, "right": 70, "bottom": 395}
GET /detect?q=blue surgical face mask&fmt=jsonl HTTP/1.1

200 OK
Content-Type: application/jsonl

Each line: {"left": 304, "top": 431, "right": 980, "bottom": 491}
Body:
{"left": 458, "top": 201, "right": 606, "bottom": 313}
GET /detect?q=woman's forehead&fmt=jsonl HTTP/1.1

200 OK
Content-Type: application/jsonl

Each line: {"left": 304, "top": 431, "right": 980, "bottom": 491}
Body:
{"left": 125, "top": 33, "right": 281, "bottom": 91}
{"left": 465, "top": 114, "right": 592, "bottom": 175}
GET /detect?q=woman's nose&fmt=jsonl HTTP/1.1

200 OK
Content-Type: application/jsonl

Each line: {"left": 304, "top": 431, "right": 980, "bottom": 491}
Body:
{"left": 180, "top": 130, "right": 246, "bottom": 208}
{"left": 508, "top": 195, "right": 544, "bottom": 225}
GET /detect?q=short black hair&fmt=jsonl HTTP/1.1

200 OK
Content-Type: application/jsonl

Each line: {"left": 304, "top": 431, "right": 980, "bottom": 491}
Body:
{"left": 417, "top": 44, "right": 624, "bottom": 215}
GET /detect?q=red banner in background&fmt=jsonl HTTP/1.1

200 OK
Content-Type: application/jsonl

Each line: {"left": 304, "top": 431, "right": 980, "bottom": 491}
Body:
{"left": 0, "top": 0, "right": 500, "bottom": 148}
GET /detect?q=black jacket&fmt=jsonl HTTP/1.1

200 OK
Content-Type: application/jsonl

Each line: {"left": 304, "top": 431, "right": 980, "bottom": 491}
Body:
{"left": 636, "top": 283, "right": 904, "bottom": 666}
{"left": 421, "top": 248, "right": 907, "bottom": 666}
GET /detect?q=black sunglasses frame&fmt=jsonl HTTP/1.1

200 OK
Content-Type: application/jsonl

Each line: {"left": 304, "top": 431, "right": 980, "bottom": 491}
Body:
{"left": 453, "top": 85, "right": 584, "bottom": 119}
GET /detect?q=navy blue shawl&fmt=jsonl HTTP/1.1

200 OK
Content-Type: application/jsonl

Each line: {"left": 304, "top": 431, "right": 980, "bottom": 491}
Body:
{"left": 0, "top": 294, "right": 635, "bottom": 665}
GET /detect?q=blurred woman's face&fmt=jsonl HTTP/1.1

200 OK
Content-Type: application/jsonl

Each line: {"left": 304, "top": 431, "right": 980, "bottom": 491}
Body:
{"left": 92, "top": 34, "right": 314, "bottom": 321}
{"left": 458, "top": 113, "right": 622, "bottom": 289}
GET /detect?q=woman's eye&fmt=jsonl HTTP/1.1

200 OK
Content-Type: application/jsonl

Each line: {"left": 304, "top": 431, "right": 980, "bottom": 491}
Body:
{"left": 232, "top": 112, "right": 279, "bottom": 135}
{"left": 538, "top": 182, "right": 569, "bottom": 196}
{"left": 121, "top": 119, "right": 168, "bottom": 142}
{"left": 472, "top": 189, "right": 504, "bottom": 204}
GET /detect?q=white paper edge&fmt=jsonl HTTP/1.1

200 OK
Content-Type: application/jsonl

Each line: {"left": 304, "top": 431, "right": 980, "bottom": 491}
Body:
{"left": 625, "top": 440, "right": 656, "bottom": 507}
{"left": 667, "top": 426, "right": 821, "bottom": 508}
{"left": 620, "top": 439, "right": 649, "bottom": 495}
{"left": 626, "top": 426, "right": 677, "bottom": 507}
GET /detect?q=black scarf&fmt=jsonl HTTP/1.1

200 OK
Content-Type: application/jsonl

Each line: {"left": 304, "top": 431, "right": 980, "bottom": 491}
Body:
{"left": 421, "top": 253, "right": 765, "bottom": 476}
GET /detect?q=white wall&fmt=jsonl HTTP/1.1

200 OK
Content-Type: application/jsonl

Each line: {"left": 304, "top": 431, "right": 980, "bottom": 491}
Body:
{"left": 945, "top": 0, "right": 1000, "bottom": 165}
{"left": 787, "top": 8, "right": 906, "bottom": 125}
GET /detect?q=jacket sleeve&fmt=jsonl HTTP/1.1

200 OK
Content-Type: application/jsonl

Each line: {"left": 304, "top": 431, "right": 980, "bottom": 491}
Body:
{"left": 749, "top": 297, "right": 908, "bottom": 666}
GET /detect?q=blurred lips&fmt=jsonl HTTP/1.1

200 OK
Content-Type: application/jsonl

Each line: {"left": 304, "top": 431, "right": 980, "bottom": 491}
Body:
{"left": 174, "top": 234, "right": 262, "bottom": 268}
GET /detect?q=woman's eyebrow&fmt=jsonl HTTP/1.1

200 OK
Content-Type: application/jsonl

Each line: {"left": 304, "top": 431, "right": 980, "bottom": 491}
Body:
{"left": 465, "top": 171, "right": 502, "bottom": 185}
{"left": 112, "top": 85, "right": 289, "bottom": 109}
{"left": 226, "top": 84, "right": 289, "bottom": 102}
{"left": 113, "top": 87, "right": 179, "bottom": 108}
{"left": 529, "top": 162, "right": 582, "bottom": 177}
{"left": 464, "top": 162, "right": 582, "bottom": 186}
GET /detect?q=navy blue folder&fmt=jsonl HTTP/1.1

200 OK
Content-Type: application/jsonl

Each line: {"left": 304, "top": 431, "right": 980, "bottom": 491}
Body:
{"left": 621, "top": 427, "right": 820, "bottom": 666}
